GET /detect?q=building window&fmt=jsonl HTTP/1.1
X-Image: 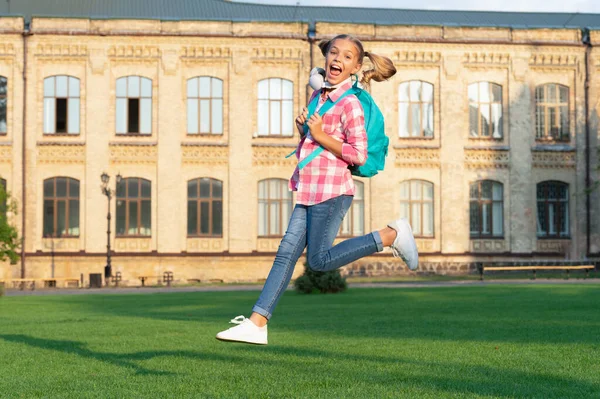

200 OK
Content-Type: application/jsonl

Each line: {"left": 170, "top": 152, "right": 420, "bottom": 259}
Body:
{"left": 0, "top": 77, "right": 7, "bottom": 134}
{"left": 116, "top": 76, "right": 152, "bottom": 135}
{"left": 339, "top": 180, "right": 364, "bottom": 237}
{"left": 116, "top": 178, "right": 151, "bottom": 236}
{"left": 399, "top": 80, "right": 434, "bottom": 138}
{"left": 188, "top": 178, "right": 223, "bottom": 237}
{"left": 399, "top": 180, "right": 434, "bottom": 237}
{"left": 469, "top": 82, "right": 503, "bottom": 139}
{"left": 537, "top": 181, "right": 569, "bottom": 238}
{"left": 258, "top": 179, "right": 292, "bottom": 236}
{"left": 187, "top": 77, "right": 223, "bottom": 135}
{"left": 535, "top": 84, "right": 569, "bottom": 141}
{"left": 470, "top": 180, "right": 503, "bottom": 238}
{"left": 43, "top": 76, "right": 80, "bottom": 134}
{"left": 43, "top": 177, "right": 80, "bottom": 237}
{"left": 257, "top": 78, "right": 293, "bottom": 136}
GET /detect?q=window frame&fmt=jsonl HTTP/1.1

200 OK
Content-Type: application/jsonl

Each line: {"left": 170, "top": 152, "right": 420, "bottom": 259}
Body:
{"left": 338, "top": 180, "right": 365, "bottom": 237}
{"left": 43, "top": 75, "right": 80, "bottom": 135}
{"left": 0, "top": 76, "right": 7, "bottom": 135}
{"left": 399, "top": 179, "right": 435, "bottom": 238}
{"left": 536, "top": 181, "right": 570, "bottom": 239}
{"left": 187, "top": 177, "right": 223, "bottom": 237}
{"left": 258, "top": 179, "right": 293, "bottom": 237}
{"left": 257, "top": 78, "right": 294, "bottom": 137}
{"left": 398, "top": 80, "right": 434, "bottom": 139}
{"left": 42, "top": 177, "right": 80, "bottom": 238}
{"left": 116, "top": 177, "right": 152, "bottom": 237}
{"left": 468, "top": 81, "right": 503, "bottom": 140}
{"left": 186, "top": 76, "right": 224, "bottom": 135}
{"left": 469, "top": 180, "right": 504, "bottom": 239}
{"left": 115, "top": 76, "right": 153, "bottom": 136}
{"left": 535, "top": 83, "right": 570, "bottom": 142}
{"left": 0, "top": 178, "right": 7, "bottom": 219}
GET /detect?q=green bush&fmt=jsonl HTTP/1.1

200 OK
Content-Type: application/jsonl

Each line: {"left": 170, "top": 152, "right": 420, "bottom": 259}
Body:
{"left": 294, "top": 264, "right": 347, "bottom": 294}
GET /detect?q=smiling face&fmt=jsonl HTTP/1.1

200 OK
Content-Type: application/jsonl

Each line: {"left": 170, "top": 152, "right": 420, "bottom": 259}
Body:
{"left": 324, "top": 38, "right": 362, "bottom": 86}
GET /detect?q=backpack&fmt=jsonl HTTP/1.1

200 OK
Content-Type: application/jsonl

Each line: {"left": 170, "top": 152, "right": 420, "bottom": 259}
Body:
{"left": 295, "top": 80, "right": 389, "bottom": 178}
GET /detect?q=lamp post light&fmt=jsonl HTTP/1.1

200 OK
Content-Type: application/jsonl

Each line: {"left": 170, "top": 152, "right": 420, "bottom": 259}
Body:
{"left": 100, "top": 172, "right": 122, "bottom": 281}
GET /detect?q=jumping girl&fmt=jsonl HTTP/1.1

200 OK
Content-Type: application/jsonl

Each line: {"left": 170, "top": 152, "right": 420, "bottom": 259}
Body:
{"left": 217, "top": 34, "right": 418, "bottom": 345}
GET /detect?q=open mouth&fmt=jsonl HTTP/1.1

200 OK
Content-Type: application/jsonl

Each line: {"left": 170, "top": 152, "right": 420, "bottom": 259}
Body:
{"left": 329, "top": 64, "right": 342, "bottom": 77}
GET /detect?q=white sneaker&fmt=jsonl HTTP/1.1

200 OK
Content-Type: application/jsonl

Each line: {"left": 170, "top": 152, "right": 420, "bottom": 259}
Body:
{"left": 215, "top": 316, "right": 268, "bottom": 345}
{"left": 388, "top": 218, "right": 419, "bottom": 271}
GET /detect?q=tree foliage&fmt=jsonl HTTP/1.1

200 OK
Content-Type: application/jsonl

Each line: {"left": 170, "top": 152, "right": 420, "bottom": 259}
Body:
{"left": 0, "top": 182, "right": 20, "bottom": 264}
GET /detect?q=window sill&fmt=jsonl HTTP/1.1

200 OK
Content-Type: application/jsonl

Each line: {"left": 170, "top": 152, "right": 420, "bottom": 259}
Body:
{"left": 536, "top": 236, "right": 571, "bottom": 240}
{"left": 397, "top": 136, "right": 435, "bottom": 140}
{"left": 187, "top": 235, "right": 223, "bottom": 239}
{"left": 115, "top": 133, "right": 153, "bottom": 137}
{"left": 115, "top": 235, "right": 152, "bottom": 239}
{"left": 531, "top": 144, "right": 575, "bottom": 152}
{"left": 468, "top": 137, "right": 503, "bottom": 141}
{"left": 186, "top": 133, "right": 224, "bottom": 137}
{"left": 470, "top": 236, "right": 504, "bottom": 240}
{"left": 253, "top": 132, "right": 295, "bottom": 138}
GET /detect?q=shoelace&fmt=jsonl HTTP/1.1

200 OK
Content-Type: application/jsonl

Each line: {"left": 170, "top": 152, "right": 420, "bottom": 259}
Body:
{"left": 391, "top": 246, "right": 402, "bottom": 259}
{"left": 229, "top": 315, "right": 247, "bottom": 325}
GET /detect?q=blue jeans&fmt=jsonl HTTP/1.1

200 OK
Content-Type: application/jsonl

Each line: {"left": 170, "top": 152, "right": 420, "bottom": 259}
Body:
{"left": 252, "top": 195, "right": 384, "bottom": 319}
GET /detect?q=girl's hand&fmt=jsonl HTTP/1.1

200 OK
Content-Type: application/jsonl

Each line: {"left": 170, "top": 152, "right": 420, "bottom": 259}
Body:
{"left": 307, "top": 113, "right": 324, "bottom": 140}
{"left": 295, "top": 107, "right": 308, "bottom": 135}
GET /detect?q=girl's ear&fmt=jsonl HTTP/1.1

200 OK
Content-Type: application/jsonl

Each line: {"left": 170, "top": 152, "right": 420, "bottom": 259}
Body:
{"left": 351, "top": 62, "right": 362, "bottom": 75}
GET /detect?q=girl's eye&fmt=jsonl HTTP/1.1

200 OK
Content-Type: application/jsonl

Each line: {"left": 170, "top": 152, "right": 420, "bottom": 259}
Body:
{"left": 346, "top": 56, "right": 351, "bottom": 59}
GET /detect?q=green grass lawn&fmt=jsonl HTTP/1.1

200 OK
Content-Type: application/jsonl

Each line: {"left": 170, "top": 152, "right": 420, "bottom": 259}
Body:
{"left": 1, "top": 286, "right": 599, "bottom": 398}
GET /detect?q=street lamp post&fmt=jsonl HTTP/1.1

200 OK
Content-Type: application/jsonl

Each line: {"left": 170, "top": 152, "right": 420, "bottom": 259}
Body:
{"left": 100, "top": 172, "right": 122, "bottom": 281}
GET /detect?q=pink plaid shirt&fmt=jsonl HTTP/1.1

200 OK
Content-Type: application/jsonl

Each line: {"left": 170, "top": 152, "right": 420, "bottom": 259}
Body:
{"left": 290, "top": 79, "right": 367, "bottom": 206}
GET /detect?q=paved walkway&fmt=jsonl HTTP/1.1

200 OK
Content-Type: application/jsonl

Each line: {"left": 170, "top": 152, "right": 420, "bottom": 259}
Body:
{"left": 3, "top": 278, "right": 599, "bottom": 296}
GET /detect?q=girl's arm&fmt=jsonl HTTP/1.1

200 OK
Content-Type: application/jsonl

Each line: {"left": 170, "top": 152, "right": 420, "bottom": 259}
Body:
{"left": 309, "top": 97, "right": 367, "bottom": 165}
{"left": 307, "top": 114, "right": 344, "bottom": 158}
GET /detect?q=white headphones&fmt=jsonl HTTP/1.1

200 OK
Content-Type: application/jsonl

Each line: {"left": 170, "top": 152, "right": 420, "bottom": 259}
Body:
{"left": 308, "top": 67, "right": 327, "bottom": 91}
{"left": 309, "top": 67, "right": 361, "bottom": 91}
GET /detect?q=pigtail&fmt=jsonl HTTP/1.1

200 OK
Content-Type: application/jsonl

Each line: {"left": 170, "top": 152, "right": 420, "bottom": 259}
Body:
{"left": 360, "top": 51, "right": 397, "bottom": 90}
{"left": 318, "top": 39, "right": 331, "bottom": 57}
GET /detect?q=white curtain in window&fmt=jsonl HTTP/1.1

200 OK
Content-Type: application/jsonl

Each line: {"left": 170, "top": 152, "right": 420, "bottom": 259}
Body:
{"left": 43, "top": 98, "right": 55, "bottom": 134}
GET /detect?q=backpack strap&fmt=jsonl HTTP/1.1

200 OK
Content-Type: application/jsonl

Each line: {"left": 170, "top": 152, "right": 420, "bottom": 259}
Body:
{"left": 296, "top": 89, "right": 357, "bottom": 170}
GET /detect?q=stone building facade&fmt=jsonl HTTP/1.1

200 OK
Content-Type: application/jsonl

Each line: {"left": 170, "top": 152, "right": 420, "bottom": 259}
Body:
{"left": 0, "top": 15, "right": 599, "bottom": 286}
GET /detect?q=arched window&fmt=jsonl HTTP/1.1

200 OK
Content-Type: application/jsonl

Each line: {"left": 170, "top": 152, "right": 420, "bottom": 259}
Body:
{"left": 43, "top": 76, "right": 80, "bottom": 134}
{"left": 399, "top": 80, "right": 434, "bottom": 138}
{"left": 0, "top": 76, "right": 7, "bottom": 134}
{"left": 116, "top": 76, "right": 152, "bottom": 135}
{"left": 468, "top": 82, "right": 502, "bottom": 139}
{"left": 43, "top": 177, "right": 80, "bottom": 237}
{"left": 187, "top": 178, "right": 223, "bottom": 237}
{"left": 399, "top": 180, "right": 434, "bottom": 237}
{"left": 339, "top": 180, "right": 364, "bottom": 237}
{"left": 469, "top": 180, "right": 503, "bottom": 238}
{"left": 257, "top": 78, "right": 293, "bottom": 137}
{"left": 535, "top": 84, "right": 569, "bottom": 141}
{"left": 258, "top": 179, "right": 292, "bottom": 236}
{"left": 116, "top": 178, "right": 151, "bottom": 236}
{"left": 537, "top": 181, "right": 569, "bottom": 237}
{"left": 187, "top": 77, "right": 223, "bottom": 135}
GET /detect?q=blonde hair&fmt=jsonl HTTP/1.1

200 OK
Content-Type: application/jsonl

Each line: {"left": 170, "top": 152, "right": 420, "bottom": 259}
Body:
{"left": 318, "top": 34, "right": 396, "bottom": 90}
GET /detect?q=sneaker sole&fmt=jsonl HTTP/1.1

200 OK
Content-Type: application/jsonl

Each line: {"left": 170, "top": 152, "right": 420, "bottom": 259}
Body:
{"left": 215, "top": 336, "right": 268, "bottom": 345}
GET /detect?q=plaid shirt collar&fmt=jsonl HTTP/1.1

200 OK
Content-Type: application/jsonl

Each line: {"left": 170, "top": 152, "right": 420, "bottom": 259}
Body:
{"left": 322, "top": 77, "right": 354, "bottom": 102}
